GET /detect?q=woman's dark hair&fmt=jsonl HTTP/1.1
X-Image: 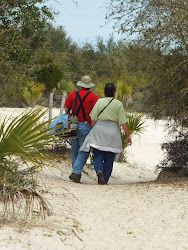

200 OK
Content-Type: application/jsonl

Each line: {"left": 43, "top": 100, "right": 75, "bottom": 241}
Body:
{"left": 104, "top": 83, "right": 116, "bottom": 97}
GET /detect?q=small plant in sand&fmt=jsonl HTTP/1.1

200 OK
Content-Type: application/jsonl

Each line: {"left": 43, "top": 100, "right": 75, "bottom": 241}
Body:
{"left": 118, "top": 113, "right": 145, "bottom": 162}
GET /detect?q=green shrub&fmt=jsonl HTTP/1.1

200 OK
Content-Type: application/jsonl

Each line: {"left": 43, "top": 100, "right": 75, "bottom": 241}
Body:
{"left": 158, "top": 132, "right": 188, "bottom": 175}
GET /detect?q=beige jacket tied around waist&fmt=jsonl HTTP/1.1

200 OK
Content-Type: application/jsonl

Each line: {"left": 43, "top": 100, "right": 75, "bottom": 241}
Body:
{"left": 80, "top": 120, "right": 123, "bottom": 153}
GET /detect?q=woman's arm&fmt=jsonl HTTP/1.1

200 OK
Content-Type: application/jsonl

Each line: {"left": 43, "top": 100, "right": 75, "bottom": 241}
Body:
{"left": 121, "top": 123, "right": 132, "bottom": 145}
{"left": 91, "top": 119, "right": 96, "bottom": 127}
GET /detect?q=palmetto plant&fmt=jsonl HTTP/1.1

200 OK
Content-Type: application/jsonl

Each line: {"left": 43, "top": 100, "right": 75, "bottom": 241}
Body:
{"left": 58, "top": 79, "right": 75, "bottom": 95}
{"left": 0, "top": 107, "right": 58, "bottom": 173}
{"left": 118, "top": 113, "right": 145, "bottom": 162}
{"left": 0, "top": 106, "right": 62, "bottom": 219}
{"left": 18, "top": 74, "right": 45, "bottom": 104}
{"left": 116, "top": 81, "right": 132, "bottom": 101}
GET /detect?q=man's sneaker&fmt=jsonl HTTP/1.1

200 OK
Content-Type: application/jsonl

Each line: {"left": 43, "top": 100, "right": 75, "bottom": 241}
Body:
{"left": 69, "top": 173, "right": 81, "bottom": 183}
{"left": 97, "top": 171, "right": 106, "bottom": 185}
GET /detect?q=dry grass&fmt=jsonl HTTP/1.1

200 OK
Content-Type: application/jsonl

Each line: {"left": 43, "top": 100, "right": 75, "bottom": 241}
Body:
{"left": 2, "top": 187, "right": 52, "bottom": 221}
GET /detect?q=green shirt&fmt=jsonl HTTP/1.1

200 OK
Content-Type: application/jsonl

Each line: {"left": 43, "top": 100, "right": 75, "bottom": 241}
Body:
{"left": 90, "top": 97, "right": 128, "bottom": 125}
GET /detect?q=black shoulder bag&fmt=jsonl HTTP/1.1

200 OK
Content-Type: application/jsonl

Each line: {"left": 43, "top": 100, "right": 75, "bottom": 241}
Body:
{"left": 98, "top": 98, "right": 114, "bottom": 118}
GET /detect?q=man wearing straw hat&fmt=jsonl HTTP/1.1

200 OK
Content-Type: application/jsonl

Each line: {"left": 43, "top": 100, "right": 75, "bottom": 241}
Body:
{"left": 65, "top": 76, "right": 98, "bottom": 183}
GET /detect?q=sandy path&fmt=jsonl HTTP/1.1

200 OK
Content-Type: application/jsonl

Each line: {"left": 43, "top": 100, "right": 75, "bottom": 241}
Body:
{"left": 0, "top": 161, "right": 188, "bottom": 250}
{"left": 62, "top": 164, "right": 188, "bottom": 250}
{"left": 0, "top": 108, "right": 188, "bottom": 249}
{"left": 77, "top": 181, "right": 188, "bottom": 250}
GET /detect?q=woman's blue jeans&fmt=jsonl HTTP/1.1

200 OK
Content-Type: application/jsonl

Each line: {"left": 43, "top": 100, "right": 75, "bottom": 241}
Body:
{"left": 70, "top": 122, "right": 91, "bottom": 175}
{"left": 93, "top": 148, "right": 116, "bottom": 184}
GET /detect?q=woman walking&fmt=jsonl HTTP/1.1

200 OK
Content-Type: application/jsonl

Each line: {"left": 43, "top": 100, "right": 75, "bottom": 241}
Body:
{"left": 81, "top": 83, "right": 132, "bottom": 184}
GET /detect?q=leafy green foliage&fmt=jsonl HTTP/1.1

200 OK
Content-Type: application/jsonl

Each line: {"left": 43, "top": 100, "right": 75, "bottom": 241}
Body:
{"left": 119, "top": 113, "right": 145, "bottom": 162}
{"left": 106, "top": 0, "right": 188, "bottom": 129}
{"left": 107, "top": 0, "right": 188, "bottom": 53}
{"left": 122, "top": 113, "right": 144, "bottom": 148}
{"left": 158, "top": 132, "right": 188, "bottom": 175}
{"left": 58, "top": 80, "right": 75, "bottom": 95}
{"left": 0, "top": 107, "right": 62, "bottom": 192}
{"left": 18, "top": 74, "right": 45, "bottom": 104}
{"left": 36, "top": 56, "right": 63, "bottom": 92}
{"left": 116, "top": 81, "right": 132, "bottom": 99}
{"left": 142, "top": 51, "right": 188, "bottom": 127}
{"left": 41, "top": 25, "right": 84, "bottom": 83}
{"left": 0, "top": 0, "right": 53, "bottom": 105}
{"left": 0, "top": 164, "right": 37, "bottom": 194}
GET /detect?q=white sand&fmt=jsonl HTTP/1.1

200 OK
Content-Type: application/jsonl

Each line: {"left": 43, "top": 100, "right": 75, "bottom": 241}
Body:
{"left": 0, "top": 108, "right": 188, "bottom": 250}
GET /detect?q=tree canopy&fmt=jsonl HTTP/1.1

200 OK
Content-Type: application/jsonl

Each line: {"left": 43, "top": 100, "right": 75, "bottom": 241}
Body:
{"left": 107, "top": 0, "right": 188, "bottom": 53}
{"left": 106, "top": 0, "right": 188, "bottom": 127}
{"left": 0, "top": 0, "right": 53, "bottom": 105}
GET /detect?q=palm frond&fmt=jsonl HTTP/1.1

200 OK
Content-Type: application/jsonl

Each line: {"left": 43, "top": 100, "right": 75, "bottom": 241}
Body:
{"left": 0, "top": 107, "right": 62, "bottom": 172}
{"left": 126, "top": 113, "right": 145, "bottom": 135}
{"left": 119, "top": 113, "right": 145, "bottom": 162}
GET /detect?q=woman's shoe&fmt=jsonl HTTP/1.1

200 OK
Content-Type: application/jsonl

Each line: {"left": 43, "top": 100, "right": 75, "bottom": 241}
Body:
{"left": 97, "top": 171, "right": 106, "bottom": 185}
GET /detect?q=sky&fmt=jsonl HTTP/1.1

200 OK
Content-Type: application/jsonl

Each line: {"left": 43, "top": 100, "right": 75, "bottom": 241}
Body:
{"left": 44, "top": 0, "right": 124, "bottom": 44}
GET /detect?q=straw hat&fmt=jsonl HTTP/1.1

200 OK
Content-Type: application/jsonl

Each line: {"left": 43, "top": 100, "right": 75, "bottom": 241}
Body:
{"left": 77, "top": 76, "right": 95, "bottom": 88}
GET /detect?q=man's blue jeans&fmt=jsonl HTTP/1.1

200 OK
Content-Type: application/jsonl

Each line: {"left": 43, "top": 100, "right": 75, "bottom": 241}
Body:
{"left": 93, "top": 148, "right": 116, "bottom": 184}
{"left": 70, "top": 122, "right": 91, "bottom": 175}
